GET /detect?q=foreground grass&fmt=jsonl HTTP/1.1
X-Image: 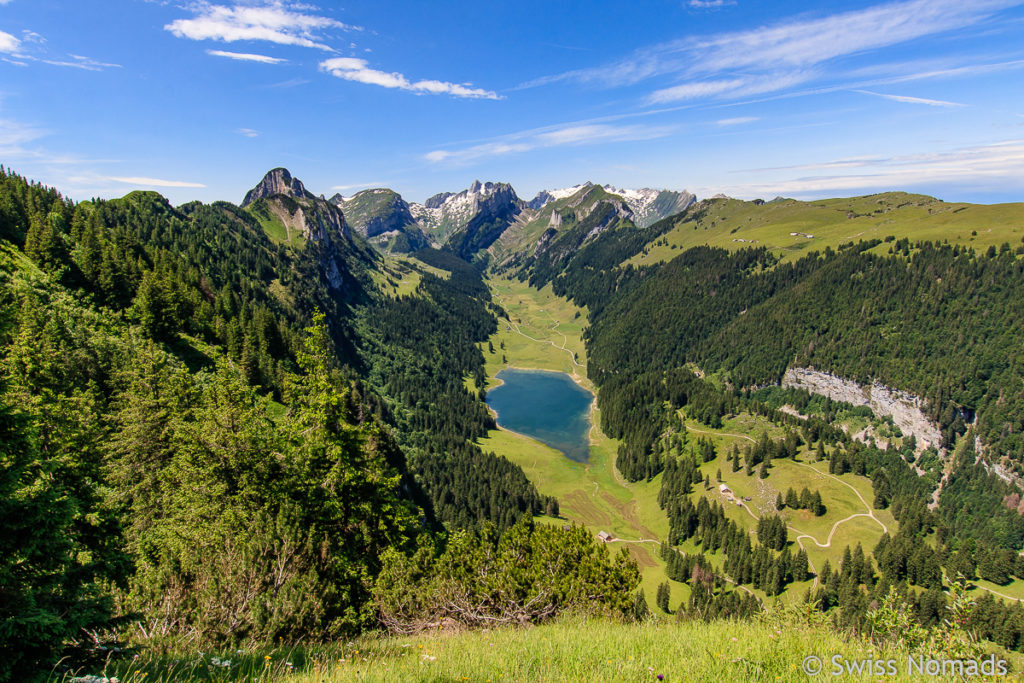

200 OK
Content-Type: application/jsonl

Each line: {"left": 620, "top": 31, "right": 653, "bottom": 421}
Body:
{"left": 56, "top": 615, "right": 1024, "bottom": 682}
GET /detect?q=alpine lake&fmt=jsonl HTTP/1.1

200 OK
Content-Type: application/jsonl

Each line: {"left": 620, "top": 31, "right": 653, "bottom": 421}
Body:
{"left": 485, "top": 368, "right": 593, "bottom": 463}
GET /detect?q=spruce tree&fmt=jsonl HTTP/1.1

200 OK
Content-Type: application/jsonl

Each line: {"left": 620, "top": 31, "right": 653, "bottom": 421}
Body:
{"left": 656, "top": 581, "right": 671, "bottom": 613}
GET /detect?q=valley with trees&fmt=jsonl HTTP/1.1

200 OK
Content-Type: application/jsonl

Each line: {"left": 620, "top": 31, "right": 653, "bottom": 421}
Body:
{"left": 5, "top": 161, "right": 1024, "bottom": 681}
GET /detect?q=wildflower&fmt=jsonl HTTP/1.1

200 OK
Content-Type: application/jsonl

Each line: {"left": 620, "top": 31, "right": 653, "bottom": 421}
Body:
{"left": 658, "top": 676, "right": 664, "bottom": 681}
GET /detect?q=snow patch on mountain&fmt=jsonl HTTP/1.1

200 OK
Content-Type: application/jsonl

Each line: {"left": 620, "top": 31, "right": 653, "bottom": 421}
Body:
{"left": 408, "top": 180, "right": 519, "bottom": 245}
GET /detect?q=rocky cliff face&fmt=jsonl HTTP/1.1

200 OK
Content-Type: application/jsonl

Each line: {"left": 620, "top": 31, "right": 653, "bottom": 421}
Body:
{"left": 443, "top": 182, "right": 522, "bottom": 261}
{"left": 242, "top": 167, "right": 312, "bottom": 207}
{"left": 781, "top": 367, "right": 943, "bottom": 452}
{"left": 526, "top": 190, "right": 554, "bottom": 210}
{"left": 410, "top": 180, "right": 522, "bottom": 249}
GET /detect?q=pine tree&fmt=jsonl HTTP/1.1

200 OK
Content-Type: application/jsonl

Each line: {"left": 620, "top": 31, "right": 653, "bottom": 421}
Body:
{"left": 793, "top": 549, "right": 810, "bottom": 582}
{"left": 656, "top": 581, "right": 671, "bottom": 613}
{"left": 631, "top": 589, "right": 651, "bottom": 621}
{"left": 810, "top": 491, "right": 825, "bottom": 516}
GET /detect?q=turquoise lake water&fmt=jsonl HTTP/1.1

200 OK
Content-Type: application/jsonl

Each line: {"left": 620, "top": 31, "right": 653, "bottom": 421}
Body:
{"left": 485, "top": 368, "right": 593, "bottom": 463}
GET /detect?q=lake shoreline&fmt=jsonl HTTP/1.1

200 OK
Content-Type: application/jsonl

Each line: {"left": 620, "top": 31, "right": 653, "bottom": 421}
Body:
{"left": 486, "top": 367, "right": 594, "bottom": 464}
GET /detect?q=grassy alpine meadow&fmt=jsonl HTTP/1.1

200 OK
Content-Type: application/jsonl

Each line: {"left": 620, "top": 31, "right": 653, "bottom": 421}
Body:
{"left": 627, "top": 193, "right": 1024, "bottom": 268}
{"left": 51, "top": 614, "right": 1024, "bottom": 682}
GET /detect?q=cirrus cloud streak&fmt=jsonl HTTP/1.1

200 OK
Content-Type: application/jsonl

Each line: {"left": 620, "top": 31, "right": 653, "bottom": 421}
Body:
{"left": 320, "top": 57, "right": 501, "bottom": 99}
{"left": 207, "top": 49, "right": 286, "bottom": 63}
{"left": 107, "top": 176, "right": 206, "bottom": 188}
{"left": 166, "top": 1, "right": 358, "bottom": 52}
{"left": 425, "top": 122, "right": 675, "bottom": 164}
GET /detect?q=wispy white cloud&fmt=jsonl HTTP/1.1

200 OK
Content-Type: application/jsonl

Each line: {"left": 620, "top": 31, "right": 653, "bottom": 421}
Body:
{"left": 716, "top": 116, "right": 758, "bottom": 126}
{"left": 0, "top": 117, "right": 46, "bottom": 156}
{"left": 525, "top": 0, "right": 1022, "bottom": 106}
{"left": 106, "top": 176, "right": 206, "bottom": 188}
{"left": 0, "top": 30, "right": 21, "bottom": 53}
{"left": 853, "top": 89, "right": 966, "bottom": 107}
{"left": 166, "top": 1, "right": 358, "bottom": 51}
{"left": 42, "top": 54, "right": 121, "bottom": 71}
{"left": 648, "top": 71, "right": 813, "bottom": 104}
{"left": 263, "top": 77, "right": 309, "bottom": 88}
{"left": 330, "top": 182, "right": 390, "bottom": 192}
{"left": 688, "top": 0, "right": 736, "bottom": 8}
{"left": 207, "top": 49, "right": 286, "bottom": 63}
{"left": 320, "top": 57, "right": 501, "bottom": 99}
{"left": 425, "top": 122, "right": 675, "bottom": 164}
{"left": 712, "top": 139, "right": 1024, "bottom": 197}
{"left": 237, "top": 128, "right": 260, "bottom": 137}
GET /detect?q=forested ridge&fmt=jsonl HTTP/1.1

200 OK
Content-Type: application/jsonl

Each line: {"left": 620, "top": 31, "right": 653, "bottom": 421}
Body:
{"left": 0, "top": 169, "right": 630, "bottom": 681}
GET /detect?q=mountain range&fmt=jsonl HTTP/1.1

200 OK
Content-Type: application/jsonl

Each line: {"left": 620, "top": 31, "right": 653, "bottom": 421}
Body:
{"left": 323, "top": 174, "right": 696, "bottom": 259}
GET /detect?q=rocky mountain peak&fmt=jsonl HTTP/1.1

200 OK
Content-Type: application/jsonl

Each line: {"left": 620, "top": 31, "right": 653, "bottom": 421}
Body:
{"left": 424, "top": 191, "right": 454, "bottom": 209}
{"left": 242, "top": 168, "right": 312, "bottom": 207}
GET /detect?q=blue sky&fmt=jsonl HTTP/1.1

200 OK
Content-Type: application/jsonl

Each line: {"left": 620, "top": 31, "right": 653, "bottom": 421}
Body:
{"left": 2, "top": 0, "right": 1024, "bottom": 205}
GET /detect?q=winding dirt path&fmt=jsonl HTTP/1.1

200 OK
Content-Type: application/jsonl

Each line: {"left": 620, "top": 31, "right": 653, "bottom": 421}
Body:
{"left": 972, "top": 584, "right": 1024, "bottom": 602}
{"left": 686, "top": 425, "right": 889, "bottom": 536}
{"left": 791, "top": 461, "right": 889, "bottom": 535}
{"left": 505, "top": 320, "right": 584, "bottom": 369}
{"left": 688, "top": 425, "right": 893, "bottom": 589}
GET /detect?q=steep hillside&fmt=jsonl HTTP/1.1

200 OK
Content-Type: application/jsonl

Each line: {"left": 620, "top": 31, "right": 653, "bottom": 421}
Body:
{"left": 497, "top": 184, "right": 637, "bottom": 278}
{"left": 491, "top": 183, "right": 636, "bottom": 267}
{"left": 330, "top": 188, "right": 429, "bottom": 253}
{"left": 601, "top": 185, "right": 696, "bottom": 228}
{"left": 0, "top": 168, "right": 573, "bottom": 678}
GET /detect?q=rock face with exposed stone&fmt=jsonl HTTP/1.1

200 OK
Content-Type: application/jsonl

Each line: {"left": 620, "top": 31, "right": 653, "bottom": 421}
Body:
{"left": 781, "top": 367, "right": 943, "bottom": 452}
{"left": 241, "top": 167, "right": 311, "bottom": 207}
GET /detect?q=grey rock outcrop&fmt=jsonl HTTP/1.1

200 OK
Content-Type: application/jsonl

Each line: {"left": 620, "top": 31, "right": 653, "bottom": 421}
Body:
{"left": 242, "top": 167, "right": 311, "bottom": 207}
{"left": 781, "top": 367, "right": 943, "bottom": 452}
